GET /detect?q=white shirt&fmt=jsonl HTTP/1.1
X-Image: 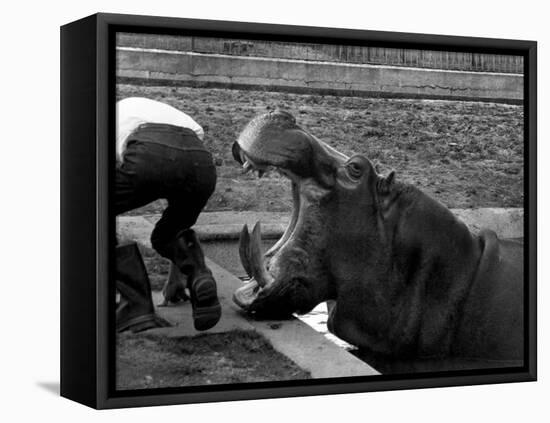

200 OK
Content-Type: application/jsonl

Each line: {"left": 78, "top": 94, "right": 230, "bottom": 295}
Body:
{"left": 116, "top": 97, "right": 204, "bottom": 162}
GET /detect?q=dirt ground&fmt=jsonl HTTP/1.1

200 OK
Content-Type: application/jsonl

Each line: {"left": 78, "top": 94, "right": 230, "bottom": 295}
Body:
{"left": 117, "top": 83, "right": 524, "bottom": 216}
{"left": 116, "top": 330, "right": 310, "bottom": 389}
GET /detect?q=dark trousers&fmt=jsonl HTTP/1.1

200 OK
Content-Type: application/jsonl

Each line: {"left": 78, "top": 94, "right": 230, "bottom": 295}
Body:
{"left": 116, "top": 124, "right": 216, "bottom": 261}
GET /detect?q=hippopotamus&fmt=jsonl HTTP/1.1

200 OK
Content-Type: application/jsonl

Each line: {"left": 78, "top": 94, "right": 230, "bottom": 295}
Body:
{"left": 231, "top": 110, "right": 524, "bottom": 364}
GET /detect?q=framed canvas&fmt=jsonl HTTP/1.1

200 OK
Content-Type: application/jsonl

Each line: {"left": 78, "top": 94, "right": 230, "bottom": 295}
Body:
{"left": 60, "top": 13, "right": 537, "bottom": 409}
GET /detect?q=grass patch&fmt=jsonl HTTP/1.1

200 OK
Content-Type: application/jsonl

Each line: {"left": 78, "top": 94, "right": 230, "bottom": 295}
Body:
{"left": 116, "top": 329, "right": 311, "bottom": 389}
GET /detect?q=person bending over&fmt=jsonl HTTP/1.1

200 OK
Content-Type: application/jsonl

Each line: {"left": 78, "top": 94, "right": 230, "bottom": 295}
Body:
{"left": 116, "top": 97, "right": 220, "bottom": 332}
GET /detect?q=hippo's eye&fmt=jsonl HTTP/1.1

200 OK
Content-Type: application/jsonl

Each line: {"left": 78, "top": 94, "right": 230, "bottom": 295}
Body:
{"left": 346, "top": 161, "right": 363, "bottom": 180}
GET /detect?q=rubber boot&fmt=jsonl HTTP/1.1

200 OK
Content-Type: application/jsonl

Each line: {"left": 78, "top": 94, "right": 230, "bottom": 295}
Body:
{"left": 116, "top": 243, "right": 170, "bottom": 333}
{"left": 174, "top": 229, "right": 221, "bottom": 331}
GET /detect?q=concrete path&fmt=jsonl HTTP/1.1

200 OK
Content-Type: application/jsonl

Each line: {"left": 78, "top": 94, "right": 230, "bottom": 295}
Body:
{"left": 121, "top": 216, "right": 379, "bottom": 379}
{"left": 143, "top": 211, "right": 290, "bottom": 240}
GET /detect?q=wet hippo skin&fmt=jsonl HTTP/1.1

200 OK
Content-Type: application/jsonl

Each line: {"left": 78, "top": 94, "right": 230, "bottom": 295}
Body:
{"left": 232, "top": 111, "right": 523, "bottom": 366}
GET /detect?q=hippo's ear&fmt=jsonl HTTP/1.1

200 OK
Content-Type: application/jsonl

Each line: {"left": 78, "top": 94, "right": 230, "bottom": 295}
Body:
{"left": 377, "top": 171, "right": 395, "bottom": 195}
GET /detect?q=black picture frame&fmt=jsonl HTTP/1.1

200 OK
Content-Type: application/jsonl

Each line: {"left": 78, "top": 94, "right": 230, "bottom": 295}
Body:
{"left": 60, "top": 12, "right": 537, "bottom": 409}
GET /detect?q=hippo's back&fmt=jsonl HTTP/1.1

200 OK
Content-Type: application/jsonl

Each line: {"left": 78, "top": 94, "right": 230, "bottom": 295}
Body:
{"left": 453, "top": 231, "right": 524, "bottom": 362}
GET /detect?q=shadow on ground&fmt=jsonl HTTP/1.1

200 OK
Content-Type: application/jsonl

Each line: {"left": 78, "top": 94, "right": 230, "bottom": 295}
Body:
{"left": 36, "top": 381, "right": 60, "bottom": 396}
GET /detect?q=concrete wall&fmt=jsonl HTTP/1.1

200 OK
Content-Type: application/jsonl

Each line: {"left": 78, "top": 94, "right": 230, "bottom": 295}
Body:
{"left": 117, "top": 34, "right": 525, "bottom": 74}
{"left": 116, "top": 48, "right": 524, "bottom": 103}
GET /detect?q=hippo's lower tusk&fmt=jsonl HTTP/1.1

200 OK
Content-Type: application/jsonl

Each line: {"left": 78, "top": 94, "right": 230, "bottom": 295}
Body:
{"left": 239, "top": 224, "right": 253, "bottom": 278}
{"left": 249, "top": 222, "right": 273, "bottom": 288}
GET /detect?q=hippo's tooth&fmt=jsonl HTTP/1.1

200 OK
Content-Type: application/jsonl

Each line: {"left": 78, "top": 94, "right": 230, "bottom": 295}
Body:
{"left": 243, "top": 161, "right": 253, "bottom": 173}
{"left": 250, "top": 221, "right": 273, "bottom": 288}
{"left": 238, "top": 224, "right": 253, "bottom": 278}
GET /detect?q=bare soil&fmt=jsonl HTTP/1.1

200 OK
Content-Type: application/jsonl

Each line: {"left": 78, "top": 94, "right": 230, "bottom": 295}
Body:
{"left": 117, "top": 84, "right": 524, "bottom": 216}
{"left": 116, "top": 330, "right": 310, "bottom": 389}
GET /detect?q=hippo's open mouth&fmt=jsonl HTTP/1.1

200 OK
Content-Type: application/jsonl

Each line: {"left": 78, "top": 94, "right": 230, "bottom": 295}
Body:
{"left": 231, "top": 111, "right": 347, "bottom": 317}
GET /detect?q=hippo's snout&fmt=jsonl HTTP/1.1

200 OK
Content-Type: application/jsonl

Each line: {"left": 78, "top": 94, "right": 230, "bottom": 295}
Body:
{"left": 232, "top": 111, "right": 344, "bottom": 316}
{"left": 234, "top": 110, "right": 348, "bottom": 186}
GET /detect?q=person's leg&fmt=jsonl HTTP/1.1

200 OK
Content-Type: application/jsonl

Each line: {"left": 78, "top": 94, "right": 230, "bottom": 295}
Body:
{"left": 115, "top": 142, "right": 160, "bottom": 215}
{"left": 176, "top": 228, "right": 221, "bottom": 331}
{"left": 150, "top": 150, "right": 220, "bottom": 330}
{"left": 115, "top": 141, "right": 171, "bottom": 332}
{"left": 116, "top": 242, "right": 170, "bottom": 332}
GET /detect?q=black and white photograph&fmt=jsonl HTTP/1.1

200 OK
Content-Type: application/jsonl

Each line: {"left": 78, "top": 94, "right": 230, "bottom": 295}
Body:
{"left": 112, "top": 29, "right": 529, "bottom": 391}
{"left": 6, "top": 0, "right": 549, "bottom": 419}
